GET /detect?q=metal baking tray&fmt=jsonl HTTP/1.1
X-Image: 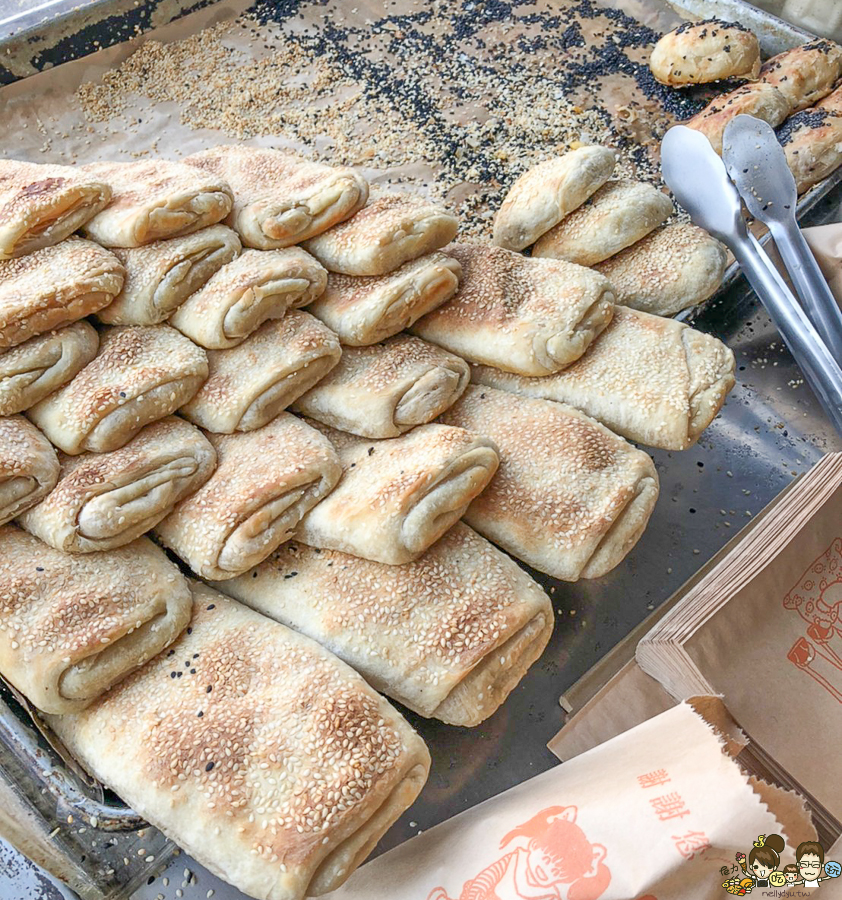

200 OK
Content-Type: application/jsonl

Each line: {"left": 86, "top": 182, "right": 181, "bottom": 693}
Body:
{"left": 0, "top": 0, "right": 840, "bottom": 898}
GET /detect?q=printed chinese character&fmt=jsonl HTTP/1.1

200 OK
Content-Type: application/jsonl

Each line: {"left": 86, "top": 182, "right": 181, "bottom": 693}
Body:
{"left": 673, "top": 831, "right": 710, "bottom": 860}
{"left": 637, "top": 769, "right": 671, "bottom": 789}
{"left": 649, "top": 792, "right": 690, "bottom": 821}
{"left": 721, "top": 866, "right": 730, "bottom": 877}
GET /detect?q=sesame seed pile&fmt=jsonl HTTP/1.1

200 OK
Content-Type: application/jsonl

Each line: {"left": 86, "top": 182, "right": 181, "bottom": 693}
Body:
{"left": 75, "top": 0, "right": 705, "bottom": 237}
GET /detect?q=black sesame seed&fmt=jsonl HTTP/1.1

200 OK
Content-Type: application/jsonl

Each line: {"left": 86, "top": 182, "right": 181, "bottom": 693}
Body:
{"left": 205, "top": 761, "right": 215, "bottom": 772}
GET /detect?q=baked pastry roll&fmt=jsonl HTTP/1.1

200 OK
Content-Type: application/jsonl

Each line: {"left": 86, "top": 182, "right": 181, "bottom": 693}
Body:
{"left": 49, "top": 584, "right": 430, "bottom": 900}
{"left": 80, "top": 159, "right": 233, "bottom": 248}
{"left": 296, "top": 421, "right": 499, "bottom": 565}
{"left": 685, "top": 82, "right": 791, "bottom": 154}
{"left": 0, "top": 238, "right": 123, "bottom": 351}
{"left": 181, "top": 311, "right": 342, "bottom": 433}
{"left": 308, "top": 253, "right": 461, "bottom": 346}
{"left": 778, "top": 108, "right": 842, "bottom": 193}
{"left": 760, "top": 39, "right": 842, "bottom": 112}
{"left": 217, "top": 524, "right": 553, "bottom": 727}
{"left": 817, "top": 83, "right": 842, "bottom": 113}
{"left": 532, "top": 180, "right": 674, "bottom": 266}
{"left": 0, "top": 417, "right": 58, "bottom": 526}
{"left": 185, "top": 145, "right": 369, "bottom": 249}
{"left": 492, "top": 146, "right": 616, "bottom": 251}
{"left": 410, "top": 244, "right": 614, "bottom": 375}
{"left": 0, "top": 322, "right": 98, "bottom": 416}
{"left": 98, "top": 225, "right": 242, "bottom": 325}
{"left": 28, "top": 325, "right": 208, "bottom": 455}
{"left": 439, "top": 386, "right": 659, "bottom": 581}
{"left": 594, "top": 223, "right": 728, "bottom": 316}
{"left": 471, "top": 306, "right": 736, "bottom": 451}
{"left": 303, "top": 192, "right": 459, "bottom": 276}
{"left": 0, "top": 524, "right": 191, "bottom": 714}
{"left": 19, "top": 417, "right": 216, "bottom": 553}
{"left": 169, "top": 247, "right": 327, "bottom": 350}
{"left": 293, "top": 335, "right": 469, "bottom": 438}
{"left": 0, "top": 159, "right": 111, "bottom": 260}
{"left": 154, "top": 414, "right": 341, "bottom": 580}
{"left": 650, "top": 18, "right": 761, "bottom": 87}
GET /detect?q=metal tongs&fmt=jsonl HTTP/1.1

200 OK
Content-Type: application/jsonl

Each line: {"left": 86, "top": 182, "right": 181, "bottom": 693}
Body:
{"left": 660, "top": 120, "right": 842, "bottom": 435}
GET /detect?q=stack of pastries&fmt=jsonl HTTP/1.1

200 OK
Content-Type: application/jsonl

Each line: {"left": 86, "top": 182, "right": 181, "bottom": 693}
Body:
{"left": 0, "top": 143, "right": 738, "bottom": 900}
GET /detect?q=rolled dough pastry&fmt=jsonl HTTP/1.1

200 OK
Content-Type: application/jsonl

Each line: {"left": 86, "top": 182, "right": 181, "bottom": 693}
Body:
{"left": 491, "top": 146, "right": 616, "bottom": 251}
{"left": 532, "top": 179, "right": 674, "bottom": 266}
{"left": 19, "top": 417, "right": 216, "bottom": 553}
{"left": 185, "top": 145, "right": 369, "bottom": 248}
{"left": 81, "top": 159, "right": 233, "bottom": 247}
{"left": 439, "top": 386, "right": 659, "bottom": 581}
{"left": 410, "top": 243, "right": 614, "bottom": 375}
{"left": 169, "top": 247, "right": 327, "bottom": 349}
{"left": 308, "top": 252, "right": 461, "bottom": 346}
{"left": 216, "top": 523, "right": 553, "bottom": 726}
{"left": 778, "top": 108, "right": 842, "bottom": 193}
{"left": 48, "top": 584, "right": 430, "bottom": 900}
{"left": 0, "top": 416, "right": 58, "bottom": 526}
{"left": 471, "top": 306, "right": 736, "bottom": 451}
{"left": 0, "top": 524, "right": 191, "bottom": 714}
{"left": 154, "top": 414, "right": 341, "bottom": 580}
{"left": 28, "top": 325, "right": 209, "bottom": 455}
{"left": 296, "top": 421, "right": 499, "bottom": 565}
{"left": 594, "top": 223, "right": 728, "bottom": 316}
{"left": 303, "top": 192, "right": 459, "bottom": 276}
{"left": 0, "top": 238, "right": 124, "bottom": 351}
{"left": 0, "top": 322, "right": 99, "bottom": 416}
{"left": 181, "top": 311, "right": 342, "bottom": 433}
{"left": 817, "top": 83, "right": 842, "bottom": 113}
{"left": 0, "top": 159, "right": 111, "bottom": 260}
{"left": 760, "top": 38, "right": 842, "bottom": 112}
{"left": 293, "top": 334, "right": 469, "bottom": 438}
{"left": 98, "top": 225, "right": 242, "bottom": 325}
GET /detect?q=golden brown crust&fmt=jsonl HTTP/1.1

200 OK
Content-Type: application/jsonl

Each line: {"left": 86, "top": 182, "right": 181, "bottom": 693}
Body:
{"left": 760, "top": 39, "right": 842, "bottom": 112}
{"left": 0, "top": 239, "right": 124, "bottom": 351}
{"left": 0, "top": 416, "right": 58, "bottom": 525}
{"left": 185, "top": 145, "right": 369, "bottom": 249}
{"left": 778, "top": 108, "right": 842, "bottom": 193}
{"left": 27, "top": 325, "right": 208, "bottom": 455}
{"left": 650, "top": 18, "right": 760, "bottom": 87}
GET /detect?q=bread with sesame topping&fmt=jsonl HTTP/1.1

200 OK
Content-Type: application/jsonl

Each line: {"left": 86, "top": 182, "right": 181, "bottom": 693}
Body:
{"left": 0, "top": 322, "right": 99, "bottom": 416}
{"left": 185, "top": 145, "right": 370, "bottom": 249}
{"left": 154, "top": 414, "right": 341, "bottom": 580}
{"left": 48, "top": 584, "right": 430, "bottom": 900}
{"left": 492, "top": 146, "right": 616, "bottom": 251}
{"left": 411, "top": 244, "right": 615, "bottom": 375}
{"left": 19, "top": 417, "right": 216, "bottom": 553}
{"left": 649, "top": 19, "right": 761, "bottom": 87}
{"left": 0, "top": 160, "right": 111, "bottom": 260}
{"left": 309, "top": 252, "right": 462, "bottom": 346}
{"left": 28, "top": 325, "right": 208, "bottom": 455}
{"left": 0, "top": 524, "right": 191, "bottom": 714}
{"left": 439, "top": 386, "right": 659, "bottom": 581}
{"left": 293, "top": 335, "right": 469, "bottom": 438}
{"left": 216, "top": 524, "right": 553, "bottom": 727}
{"left": 97, "top": 225, "right": 242, "bottom": 325}
{"left": 594, "top": 223, "right": 728, "bottom": 316}
{"left": 169, "top": 247, "right": 327, "bottom": 350}
{"left": 817, "top": 83, "right": 842, "bottom": 114}
{"left": 777, "top": 108, "right": 842, "bottom": 194}
{"left": 0, "top": 238, "right": 123, "bottom": 351}
{"left": 0, "top": 417, "right": 58, "bottom": 526}
{"left": 295, "top": 421, "right": 499, "bottom": 565}
{"left": 181, "top": 311, "right": 341, "bottom": 434}
{"left": 471, "top": 307, "right": 736, "bottom": 451}
{"left": 685, "top": 82, "right": 791, "bottom": 154}
{"left": 760, "top": 39, "right": 842, "bottom": 113}
{"left": 303, "top": 191, "right": 459, "bottom": 276}
{"left": 532, "top": 180, "right": 674, "bottom": 266}
{"left": 80, "top": 159, "right": 233, "bottom": 248}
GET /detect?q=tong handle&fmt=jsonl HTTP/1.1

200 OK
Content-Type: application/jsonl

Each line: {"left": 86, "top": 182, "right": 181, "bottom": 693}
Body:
{"left": 732, "top": 235, "right": 842, "bottom": 434}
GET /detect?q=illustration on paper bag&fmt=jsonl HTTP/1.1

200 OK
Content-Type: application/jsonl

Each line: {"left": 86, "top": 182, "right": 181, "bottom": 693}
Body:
{"left": 785, "top": 537, "right": 842, "bottom": 702}
{"left": 721, "top": 835, "right": 840, "bottom": 894}
{"left": 427, "top": 805, "right": 610, "bottom": 900}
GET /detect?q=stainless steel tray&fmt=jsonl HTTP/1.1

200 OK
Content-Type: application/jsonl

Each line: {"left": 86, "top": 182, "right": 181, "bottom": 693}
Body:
{"left": 0, "top": 0, "right": 840, "bottom": 898}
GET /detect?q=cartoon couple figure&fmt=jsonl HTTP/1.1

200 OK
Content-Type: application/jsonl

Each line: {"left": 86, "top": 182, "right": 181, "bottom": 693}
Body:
{"left": 738, "top": 834, "right": 832, "bottom": 890}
